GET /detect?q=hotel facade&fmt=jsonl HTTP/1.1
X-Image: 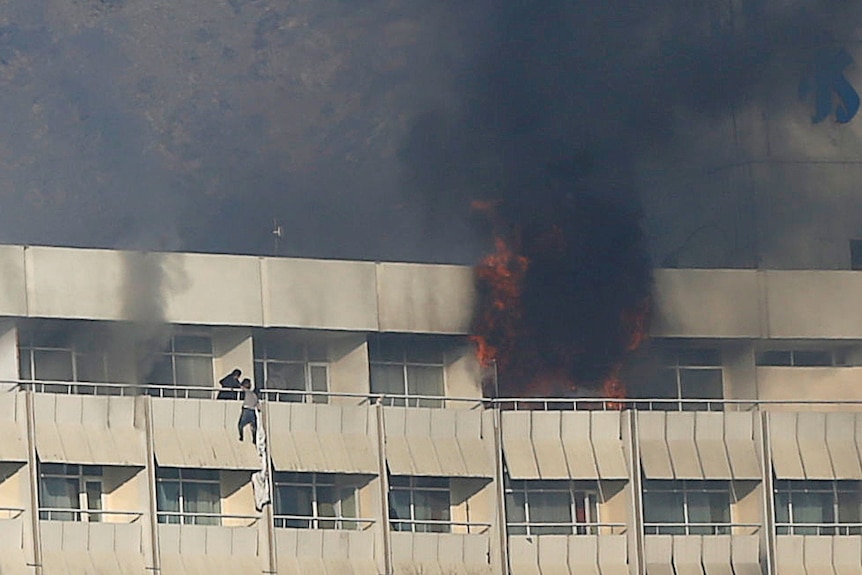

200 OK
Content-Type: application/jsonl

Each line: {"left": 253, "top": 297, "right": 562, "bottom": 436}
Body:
{"left": 0, "top": 245, "right": 859, "bottom": 574}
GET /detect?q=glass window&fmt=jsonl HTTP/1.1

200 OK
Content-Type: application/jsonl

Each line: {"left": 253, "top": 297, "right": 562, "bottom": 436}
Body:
{"left": 273, "top": 472, "right": 362, "bottom": 529}
{"left": 757, "top": 349, "right": 842, "bottom": 367}
{"left": 18, "top": 323, "right": 113, "bottom": 390}
{"left": 389, "top": 476, "right": 451, "bottom": 533}
{"left": 39, "top": 464, "right": 104, "bottom": 522}
{"left": 642, "top": 480, "right": 731, "bottom": 535}
{"left": 143, "top": 334, "right": 214, "bottom": 398}
{"left": 635, "top": 347, "right": 723, "bottom": 410}
{"left": 370, "top": 335, "right": 454, "bottom": 407}
{"left": 254, "top": 333, "right": 330, "bottom": 404}
{"left": 505, "top": 478, "right": 599, "bottom": 535}
{"left": 155, "top": 468, "right": 221, "bottom": 526}
{"left": 775, "top": 480, "right": 862, "bottom": 535}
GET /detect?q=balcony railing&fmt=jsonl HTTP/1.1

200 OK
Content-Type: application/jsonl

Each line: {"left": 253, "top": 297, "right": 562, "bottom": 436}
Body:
{"left": 38, "top": 508, "right": 143, "bottom": 523}
{"left": 507, "top": 522, "right": 627, "bottom": 536}
{"left": 156, "top": 511, "right": 260, "bottom": 527}
{"left": 643, "top": 523, "right": 761, "bottom": 536}
{"left": 389, "top": 519, "right": 492, "bottom": 534}
{"left": 273, "top": 514, "right": 375, "bottom": 530}
{"left": 8, "top": 380, "right": 862, "bottom": 412}
{"left": 776, "top": 523, "right": 862, "bottom": 536}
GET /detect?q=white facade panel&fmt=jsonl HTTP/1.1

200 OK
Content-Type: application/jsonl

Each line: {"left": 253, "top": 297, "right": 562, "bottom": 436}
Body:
{"left": 457, "top": 410, "right": 495, "bottom": 478}
{"left": 673, "top": 536, "right": 706, "bottom": 575}
{"left": 637, "top": 412, "right": 674, "bottom": 479}
{"left": 0, "top": 245, "right": 26, "bottom": 317}
{"left": 723, "top": 412, "right": 761, "bottom": 480}
{"left": 775, "top": 536, "right": 806, "bottom": 575}
{"left": 825, "top": 413, "right": 862, "bottom": 479}
{"left": 701, "top": 535, "right": 733, "bottom": 575}
{"left": 531, "top": 412, "right": 569, "bottom": 479}
{"left": 803, "top": 536, "right": 836, "bottom": 575}
{"left": 376, "top": 262, "right": 475, "bottom": 334}
{"left": 568, "top": 536, "right": 601, "bottom": 575}
{"left": 769, "top": 412, "right": 806, "bottom": 480}
{"left": 262, "top": 257, "right": 378, "bottom": 331}
{"left": 797, "top": 413, "right": 835, "bottom": 479}
{"left": 382, "top": 407, "right": 414, "bottom": 476}
{"left": 508, "top": 536, "right": 541, "bottom": 575}
{"left": 764, "top": 271, "right": 862, "bottom": 339}
{"left": 833, "top": 536, "right": 862, "bottom": 575}
{"left": 560, "top": 412, "right": 599, "bottom": 479}
{"left": 430, "top": 409, "right": 469, "bottom": 476}
{"left": 537, "top": 534, "right": 571, "bottom": 575}
{"left": 694, "top": 412, "right": 732, "bottom": 479}
{"left": 730, "top": 535, "right": 761, "bottom": 575}
{"left": 644, "top": 535, "right": 674, "bottom": 575}
{"left": 404, "top": 407, "right": 444, "bottom": 476}
{"left": 0, "top": 393, "right": 28, "bottom": 461}
{"left": 501, "top": 411, "right": 540, "bottom": 479}
{"left": 591, "top": 412, "right": 628, "bottom": 479}
{"left": 596, "top": 535, "right": 629, "bottom": 575}
{"left": 666, "top": 412, "right": 702, "bottom": 479}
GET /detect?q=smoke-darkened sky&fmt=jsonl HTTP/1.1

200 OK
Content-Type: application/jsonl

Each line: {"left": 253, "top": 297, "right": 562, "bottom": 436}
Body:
{"left": 0, "top": 1, "right": 861, "bottom": 266}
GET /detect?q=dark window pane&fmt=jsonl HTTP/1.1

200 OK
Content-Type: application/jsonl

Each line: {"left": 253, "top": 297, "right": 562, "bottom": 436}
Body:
{"left": 677, "top": 349, "right": 721, "bottom": 366}
{"left": 793, "top": 350, "right": 833, "bottom": 367}
{"left": 757, "top": 351, "right": 792, "bottom": 366}
{"left": 370, "top": 364, "right": 405, "bottom": 395}
{"left": 680, "top": 369, "right": 723, "bottom": 400}
{"left": 173, "top": 336, "right": 212, "bottom": 354}
{"left": 33, "top": 350, "right": 74, "bottom": 381}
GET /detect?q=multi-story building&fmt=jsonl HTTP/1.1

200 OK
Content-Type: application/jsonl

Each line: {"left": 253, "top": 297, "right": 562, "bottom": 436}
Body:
{"left": 0, "top": 244, "right": 860, "bottom": 574}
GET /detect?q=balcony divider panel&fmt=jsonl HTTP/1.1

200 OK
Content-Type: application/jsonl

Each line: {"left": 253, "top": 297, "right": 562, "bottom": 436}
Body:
{"left": 430, "top": 409, "right": 469, "bottom": 476}
{"left": 537, "top": 534, "right": 570, "bottom": 575}
{"left": 590, "top": 412, "right": 628, "bottom": 479}
{"left": 597, "top": 535, "right": 630, "bottom": 575}
{"left": 531, "top": 412, "right": 569, "bottom": 479}
{"left": 768, "top": 412, "right": 806, "bottom": 479}
{"left": 730, "top": 534, "right": 762, "bottom": 575}
{"left": 804, "top": 535, "right": 837, "bottom": 575}
{"left": 673, "top": 535, "right": 706, "bottom": 575}
{"left": 507, "top": 535, "right": 541, "bottom": 575}
{"left": 723, "top": 412, "right": 761, "bottom": 480}
{"left": 568, "top": 535, "right": 601, "bottom": 575}
{"left": 457, "top": 410, "right": 495, "bottom": 478}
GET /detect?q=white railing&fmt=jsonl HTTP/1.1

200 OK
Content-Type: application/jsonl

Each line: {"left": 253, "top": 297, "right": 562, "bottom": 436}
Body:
{"left": 507, "top": 522, "right": 627, "bottom": 536}
{"left": 8, "top": 380, "right": 862, "bottom": 412}
{"left": 643, "top": 523, "right": 761, "bottom": 535}
{"left": 156, "top": 511, "right": 260, "bottom": 527}
{"left": 38, "top": 508, "right": 143, "bottom": 522}
{"left": 273, "top": 514, "right": 375, "bottom": 530}
{"left": 389, "top": 519, "right": 492, "bottom": 534}
{"left": 776, "top": 523, "right": 862, "bottom": 536}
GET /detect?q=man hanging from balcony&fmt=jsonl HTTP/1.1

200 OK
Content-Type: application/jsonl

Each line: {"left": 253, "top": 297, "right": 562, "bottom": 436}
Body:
{"left": 217, "top": 368, "right": 242, "bottom": 400}
{"left": 237, "top": 378, "right": 260, "bottom": 444}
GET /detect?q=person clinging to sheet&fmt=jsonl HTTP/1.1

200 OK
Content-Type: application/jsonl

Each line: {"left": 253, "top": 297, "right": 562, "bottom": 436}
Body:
{"left": 237, "top": 378, "right": 260, "bottom": 443}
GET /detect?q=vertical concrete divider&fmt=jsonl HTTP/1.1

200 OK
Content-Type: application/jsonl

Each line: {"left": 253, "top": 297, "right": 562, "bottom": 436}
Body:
{"left": 142, "top": 394, "right": 161, "bottom": 575}
{"left": 375, "top": 399, "right": 392, "bottom": 575}
{"left": 261, "top": 401, "right": 277, "bottom": 575}
{"left": 23, "top": 390, "right": 42, "bottom": 575}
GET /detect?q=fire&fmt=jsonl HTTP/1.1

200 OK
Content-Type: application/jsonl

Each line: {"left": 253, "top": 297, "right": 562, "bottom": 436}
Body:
{"left": 470, "top": 198, "right": 652, "bottom": 401}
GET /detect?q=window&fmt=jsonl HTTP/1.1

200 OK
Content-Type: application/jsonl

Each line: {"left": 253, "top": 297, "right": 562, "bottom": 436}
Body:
{"left": 39, "top": 464, "right": 103, "bottom": 521}
{"left": 389, "top": 476, "right": 451, "bottom": 533}
{"left": 254, "top": 334, "right": 329, "bottom": 403}
{"left": 851, "top": 239, "right": 862, "bottom": 270}
{"left": 156, "top": 468, "right": 221, "bottom": 525}
{"left": 775, "top": 480, "right": 862, "bottom": 535}
{"left": 145, "top": 334, "right": 214, "bottom": 398}
{"left": 635, "top": 348, "right": 723, "bottom": 410}
{"left": 273, "top": 472, "right": 361, "bottom": 529}
{"left": 19, "top": 325, "right": 112, "bottom": 390}
{"left": 370, "top": 335, "right": 448, "bottom": 407}
{"left": 757, "top": 349, "right": 848, "bottom": 367}
{"left": 642, "top": 480, "right": 731, "bottom": 534}
{"left": 505, "top": 478, "right": 599, "bottom": 535}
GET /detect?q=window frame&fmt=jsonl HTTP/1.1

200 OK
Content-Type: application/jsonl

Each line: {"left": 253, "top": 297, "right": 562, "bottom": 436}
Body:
{"left": 642, "top": 479, "right": 732, "bottom": 535}
{"left": 18, "top": 331, "right": 111, "bottom": 389}
{"left": 272, "top": 472, "right": 361, "bottom": 529}
{"left": 253, "top": 338, "right": 330, "bottom": 404}
{"left": 369, "top": 336, "right": 448, "bottom": 408}
{"left": 155, "top": 467, "right": 222, "bottom": 526}
{"left": 774, "top": 479, "right": 862, "bottom": 535}
{"left": 504, "top": 478, "right": 599, "bottom": 535}
{"left": 39, "top": 463, "right": 104, "bottom": 522}
{"left": 145, "top": 333, "right": 214, "bottom": 397}
{"left": 639, "top": 347, "right": 724, "bottom": 410}
{"left": 388, "top": 476, "right": 452, "bottom": 533}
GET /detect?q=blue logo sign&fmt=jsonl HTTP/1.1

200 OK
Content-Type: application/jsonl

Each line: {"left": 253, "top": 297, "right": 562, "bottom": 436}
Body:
{"left": 799, "top": 48, "right": 860, "bottom": 124}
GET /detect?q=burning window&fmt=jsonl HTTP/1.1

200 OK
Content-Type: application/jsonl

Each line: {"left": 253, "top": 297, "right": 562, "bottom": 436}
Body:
{"left": 505, "top": 477, "right": 599, "bottom": 536}
{"left": 369, "top": 335, "right": 449, "bottom": 407}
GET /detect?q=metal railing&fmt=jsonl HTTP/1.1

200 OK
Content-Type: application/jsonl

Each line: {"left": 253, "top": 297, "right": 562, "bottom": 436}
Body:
{"left": 507, "top": 522, "right": 627, "bottom": 536}
{"left": 9, "top": 380, "right": 862, "bottom": 412}
{"left": 38, "top": 508, "right": 143, "bottom": 523}
{"left": 156, "top": 511, "right": 260, "bottom": 527}
{"left": 776, "top": 523, "right": 862, "bottom": 536}
{"left": 389, "top": 519, "right": 492, "bottom": 534}
{"left": 643, "top": 523, "right": 761, "bottom": 536}
{"left": 273, "top": 514, "right": 375, "bottom": 530}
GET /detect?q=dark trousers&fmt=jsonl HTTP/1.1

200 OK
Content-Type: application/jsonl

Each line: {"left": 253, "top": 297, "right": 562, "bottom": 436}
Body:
{"left": 238, "top": 408, "right": 257, "bottom": 441}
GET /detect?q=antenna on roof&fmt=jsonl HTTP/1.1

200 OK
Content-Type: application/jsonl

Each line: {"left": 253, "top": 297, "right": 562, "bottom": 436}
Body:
{"left": 272, "top": 218, "right": 283, "bottom": 256}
